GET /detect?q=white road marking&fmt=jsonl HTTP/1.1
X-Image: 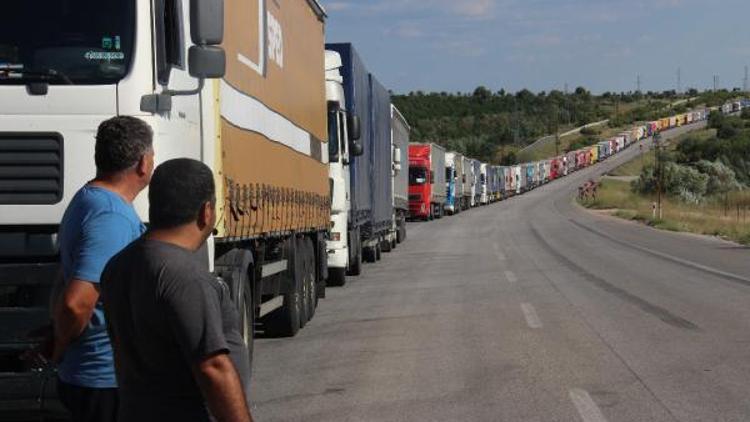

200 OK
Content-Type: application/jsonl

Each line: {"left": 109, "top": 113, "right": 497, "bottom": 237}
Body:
{"left": 504, "top": 270, "right": 518, "bottom": 284}
{"left": 521, "top": 303, "right": 543, "bottom": 329}
{"left": 569, "top": 388, "right": 608, "bottom": 422}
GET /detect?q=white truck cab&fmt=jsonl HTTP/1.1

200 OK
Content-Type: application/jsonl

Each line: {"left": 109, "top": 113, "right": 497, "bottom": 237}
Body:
{"left": 324, "top": 50, "right": 362, "bottom": 286}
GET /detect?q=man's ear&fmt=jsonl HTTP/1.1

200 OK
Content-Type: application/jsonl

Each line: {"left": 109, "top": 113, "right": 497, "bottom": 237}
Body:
{"left": 136, "top": 154, "right": 149, "bottom": 177}
{"left": 198, "top": 201, "right": 214, "bottom": 229}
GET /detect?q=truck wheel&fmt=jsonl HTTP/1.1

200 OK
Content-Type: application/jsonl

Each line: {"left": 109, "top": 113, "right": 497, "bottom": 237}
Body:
{"left": 375, "top": 243, "right": 382, "bottom": 261}
{"left": 396, "top": 225, "right": 404, "bottom": 243}
{"left": 391, "top": 238, "right": 397, "bottom": 250}
{"left": 347, "top": 229, "right": 362, "bottom": 276}
{"left": 239, "top": 286, "right": 255, "bottom": 379}
{"left": 215, "top": 249, "right": 255, "bottom": 378}
{"left": 381, "top": 237, "right": 392, "bottom": 253}
{"left": 328, "top": 268, "right": 346, "bottom": 287}
{"left": 263, "top": 240, "right": 302, "bottom": 337}
{"left": 363, "top": 246, "right": 375, "bottom": 263}
{"left": 302, "top": 238, "right": 316, "bottom": 321}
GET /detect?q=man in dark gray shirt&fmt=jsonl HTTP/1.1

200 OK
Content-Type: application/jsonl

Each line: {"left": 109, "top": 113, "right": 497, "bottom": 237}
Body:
{"left": 101, "top": 159, "right": 253, "bottom": 422}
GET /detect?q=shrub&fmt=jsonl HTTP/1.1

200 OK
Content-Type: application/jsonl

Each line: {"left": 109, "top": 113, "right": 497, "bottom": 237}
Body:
{"left": 633, "top": 162, "right": 708, "bottom": 203}
{"left": 694, "top": 160, "right": 741, "bottom": 195}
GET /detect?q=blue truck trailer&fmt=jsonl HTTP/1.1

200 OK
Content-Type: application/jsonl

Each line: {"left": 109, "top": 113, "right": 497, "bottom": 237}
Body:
{"left": 326, "top": 43, "right": 395, "bottom": 264}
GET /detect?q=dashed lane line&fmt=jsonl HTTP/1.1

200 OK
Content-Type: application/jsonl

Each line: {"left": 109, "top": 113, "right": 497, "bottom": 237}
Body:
{"left": 569, "top": 388, "right": 608, "bottom": 422}
{"left": 521, "top": 303, "right": 543, "bottom": 329}
{"left": 505, "top": 270, "right": 518, "bottom": 284}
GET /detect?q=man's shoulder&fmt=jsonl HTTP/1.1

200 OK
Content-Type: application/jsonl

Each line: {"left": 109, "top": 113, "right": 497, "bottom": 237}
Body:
{"left": 69, "top": 186, "right": 138, "bottom": 223}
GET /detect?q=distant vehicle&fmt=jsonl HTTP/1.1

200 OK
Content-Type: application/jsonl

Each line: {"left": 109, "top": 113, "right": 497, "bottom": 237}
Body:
{"left": 391, "top": 105, "right": 410, "bottom": 245}
{"left": 445, "top": 152, "right": 464, "bottom": 215}
{"left": 326, "top": 42, "right": 396, "bottom": 273}
{"left": 461, "top": 156, "right": 474, "bottom": 210}
{"left": 479, "top": 163, "right": 489, "bottom": 205}
{"left": 409, "top": 143, "right": 447, "bottom": 220}
{"left": 471, "top": 159, "right": 482, "bottom": 206}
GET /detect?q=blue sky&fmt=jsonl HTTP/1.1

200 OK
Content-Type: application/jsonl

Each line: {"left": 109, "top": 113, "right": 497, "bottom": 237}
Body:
{"left": 322, "top": 0, "right": 750, "bottom": 95}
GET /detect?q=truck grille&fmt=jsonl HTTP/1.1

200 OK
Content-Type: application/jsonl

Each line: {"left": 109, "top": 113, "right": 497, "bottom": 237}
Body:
{"left": 0, "top": 134, "right": 63, "bottom": 205}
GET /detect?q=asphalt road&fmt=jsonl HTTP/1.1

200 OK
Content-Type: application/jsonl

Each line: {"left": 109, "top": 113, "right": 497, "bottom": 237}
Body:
{"left": 251, "top": 122, "right": 750, "bottom": 422}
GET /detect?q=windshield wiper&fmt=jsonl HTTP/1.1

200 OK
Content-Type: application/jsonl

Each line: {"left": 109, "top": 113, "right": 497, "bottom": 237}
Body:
{"left": 0, "top": 67, "right": 73, "bottom": 85}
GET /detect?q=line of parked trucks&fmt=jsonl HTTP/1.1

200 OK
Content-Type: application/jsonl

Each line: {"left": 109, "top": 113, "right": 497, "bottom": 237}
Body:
{"left": 406, "top": 101, "right": 747, "bottom": 220}
{"left": 0, "top": 0, "right": 746, "bottom": 415}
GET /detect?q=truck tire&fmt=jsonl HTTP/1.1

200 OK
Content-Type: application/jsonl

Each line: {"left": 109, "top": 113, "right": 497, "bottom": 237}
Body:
{"left": 363, "top": 245, "right": 375, "bottom": 263}
{"left": 347, "top": 230, "right": 363, "bottom": 276}
{"left": 302, "top": 238, "right": 316, "bottom": 322}
{"left": 375, "top": 242, "right": 382, "bottom": 261}
{"left": 239, "top": 286, "right": 255, "bottom": 379}
{"left": 396, "top": 226, "right": 403, "bottom": 244}
{"left": 298, "top": 238, "right": 310, "bottom": 328}
{"left": 381, "top": 237, "right": 392, "bottom": 253}
{"left": 263, "top": 240, "right": 302, "bottom": 337}
{"left": 328, "top": 268, "right": 346, "bottom": 287}
{"left": 215, "top": 249, "right": 255, "bottom": 377}
{"left": 391, "top": 237, "right": 397, "bottom": 250}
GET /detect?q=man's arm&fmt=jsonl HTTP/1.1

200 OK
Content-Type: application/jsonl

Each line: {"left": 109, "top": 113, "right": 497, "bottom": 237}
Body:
{"left": 192, "top": 353, "right": 253, "bottom": 422}
{"left": 53, "top": 212, "right": 136, "bottom": 361}
{"left": 52, "top": 280, "right": 99, "bottom": 362}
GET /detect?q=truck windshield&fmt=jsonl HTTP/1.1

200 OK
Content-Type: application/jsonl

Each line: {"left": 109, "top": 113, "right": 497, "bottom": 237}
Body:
{"left": 328, "top": 109, "right": 340, "bottom": 160}
{"left": 409, "top": 167, "right": 427, "bottom": 185}
{"left": 0, "top": 0, "right": 135, "bottom": 85}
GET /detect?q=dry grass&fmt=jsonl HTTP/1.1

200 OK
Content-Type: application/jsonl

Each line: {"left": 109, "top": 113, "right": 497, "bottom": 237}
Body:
{"left": 580, "top": 180, "right": 750, "bottom": 245}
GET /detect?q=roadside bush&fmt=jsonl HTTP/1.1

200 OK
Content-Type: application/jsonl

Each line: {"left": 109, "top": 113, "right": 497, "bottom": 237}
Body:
{"left": 694, "top": 160, "right": 741, "bottom": 195}
{"left": 633, "top": 162, "right": 708, "bottom": 203}
{"left": 718, "top": 123, "right": 739, "bottom": 139}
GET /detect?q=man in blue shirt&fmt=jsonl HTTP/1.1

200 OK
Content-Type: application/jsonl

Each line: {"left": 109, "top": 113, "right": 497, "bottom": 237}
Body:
{"left": 52, "top": 116, "right": 154, "bottom": 422}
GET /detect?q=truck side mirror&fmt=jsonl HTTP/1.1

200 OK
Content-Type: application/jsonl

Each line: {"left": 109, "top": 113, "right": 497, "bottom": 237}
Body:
{"left": 141, "top": 0, "right": 225, "bottom": 114}
{"left": 348, "top": 113, "right": 361, "bottom": 141}
{"left": 393, "top": 147, "right": 402, "bottom": 164}
{"left": 349, "top": 139, "right": 364, "bottom": 157}
{"left": 188, "top": 46, "right": 226, "bottom": 79}
{"left": 191, "top": 0, "right": 224, "bottom": 45}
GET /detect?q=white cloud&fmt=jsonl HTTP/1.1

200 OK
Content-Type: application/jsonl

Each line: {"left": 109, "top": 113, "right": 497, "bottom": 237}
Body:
{"left": 325, "top": 2, "right": 352, "bottom": 12}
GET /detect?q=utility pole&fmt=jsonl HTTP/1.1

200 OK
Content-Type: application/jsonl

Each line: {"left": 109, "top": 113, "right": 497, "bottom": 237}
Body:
{"left": 637, "top": 74, "right": 641, "bottom": 93}
{"left": 677, "top": 68, "right": 682, "bottom": 94}
{"left": 744, "top": 66, "right": 748, "bottom": 92}
{"left": 553, "top": 104, "right": 560, "bottom": 157}
{"left": 513, "top": 99, "right": 520, "bottom": 146}
{"left": 713, "top": 75, "right": 720, "bottom": 91}
{"left": 654, "top": 133, "right": 663, "bottom": 220}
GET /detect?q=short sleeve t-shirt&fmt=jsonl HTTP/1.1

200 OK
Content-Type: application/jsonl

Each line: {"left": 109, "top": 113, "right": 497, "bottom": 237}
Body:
{"left": 101, "top": 239, "right": 251, "bottom": 421}
{"left": 57, "top": 185, "right": 144, "bottom": 388}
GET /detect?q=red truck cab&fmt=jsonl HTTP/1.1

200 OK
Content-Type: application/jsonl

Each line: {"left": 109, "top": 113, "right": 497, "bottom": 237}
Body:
{"left": 409, "top": 154, "right": 432, "bottom": 219}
